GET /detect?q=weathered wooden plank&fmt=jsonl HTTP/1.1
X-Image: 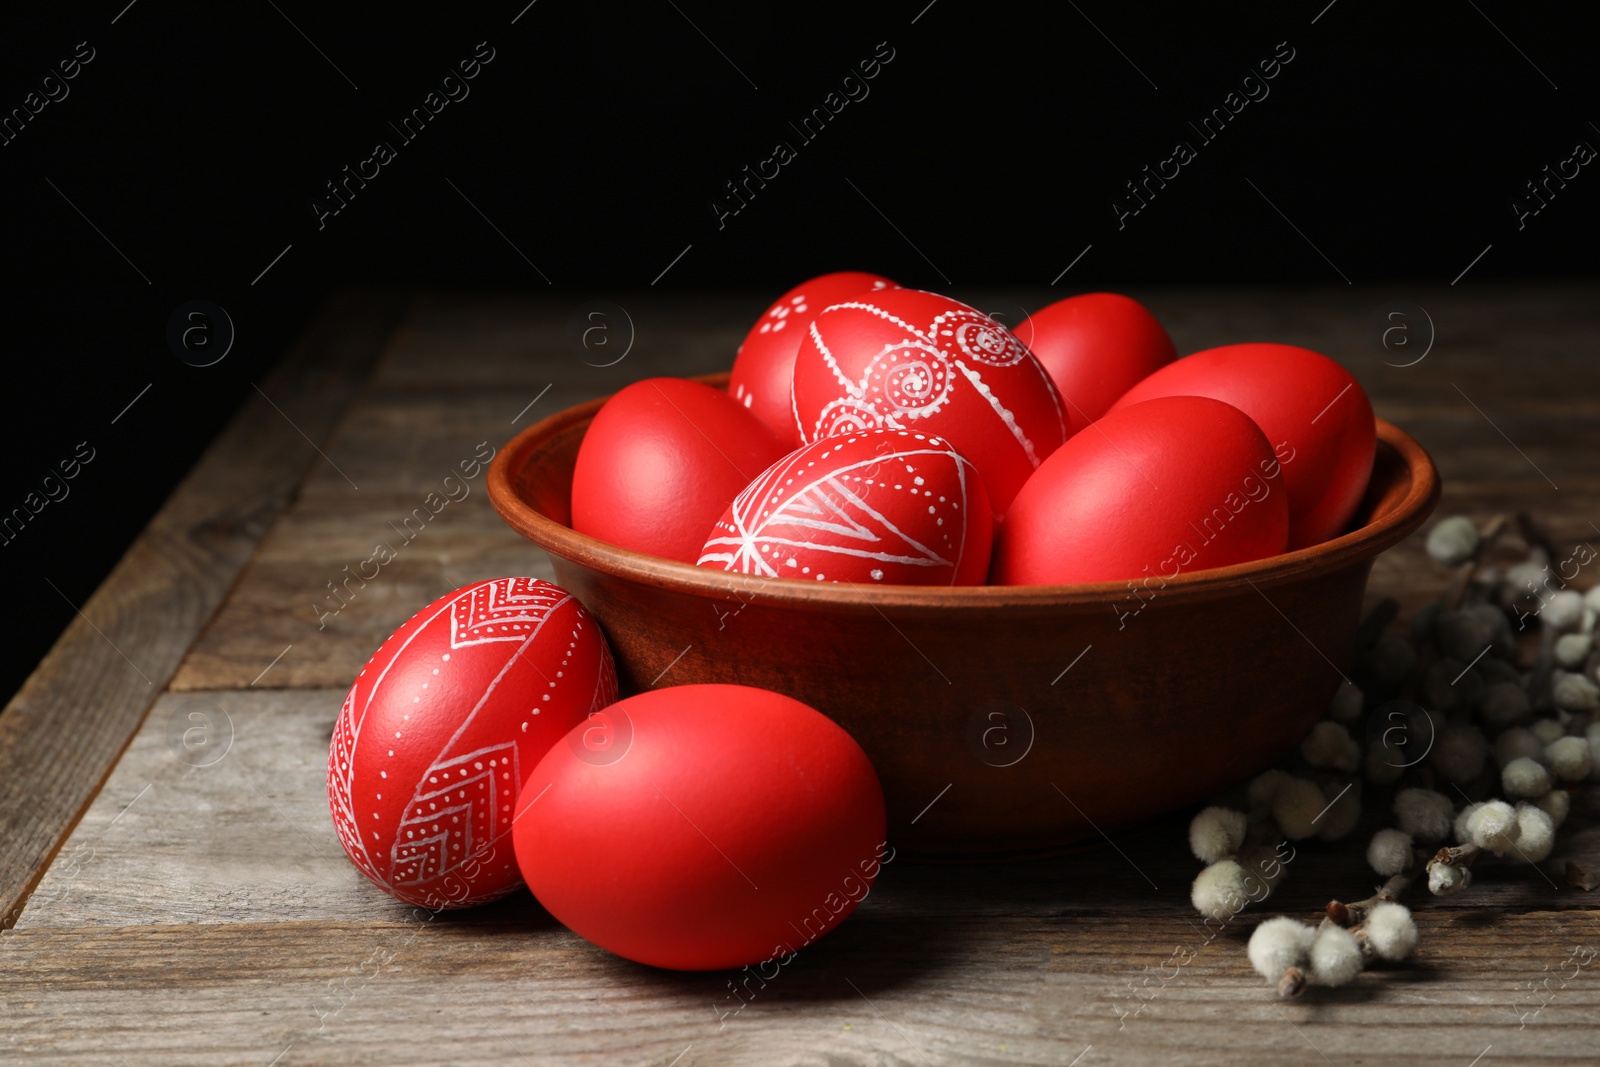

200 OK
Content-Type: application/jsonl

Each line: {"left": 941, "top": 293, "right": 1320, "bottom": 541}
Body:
{"left": 168, "top": 494, "right": 554, "bottom": 692}
{"left": 1, "top": 912, "right": 1596, "bottom": 1065}
{"left": 18, "top": 689, "right": 1599, "bottom": 933}
{"left": 0, "top": 291, "right": 407, "bottom": 931}
{"left": 10, "top": 285, "right": 1600, "bottom": 1067}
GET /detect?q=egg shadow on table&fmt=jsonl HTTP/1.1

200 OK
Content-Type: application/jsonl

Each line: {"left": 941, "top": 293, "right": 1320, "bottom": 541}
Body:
{"left": 404, "top": 887, "right": 562, "bottom": 930}
{"left": 525, "top": 820, "right": 1198, "bottom": 1008}
{"left": 579, "top": 908, "right": 977, "bottom": 1009}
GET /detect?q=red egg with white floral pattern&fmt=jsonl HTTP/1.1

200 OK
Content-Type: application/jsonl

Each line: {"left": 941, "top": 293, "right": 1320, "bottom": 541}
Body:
{"left": 729, "top": 271, "right": 895, "bottom": 448}
{"left": 698, "top": 428, "right": 992, "bottom": 586}
{"left": 328, "top": 577, "right": 617, "bottom": 909}
{"left": 790, "top": 288, "right": 1068, "bottom": 514}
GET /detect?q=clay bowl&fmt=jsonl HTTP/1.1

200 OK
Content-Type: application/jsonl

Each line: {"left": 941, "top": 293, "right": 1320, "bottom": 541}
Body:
{"left": 488, "top": 374, "right": 1439, "bottom": 859}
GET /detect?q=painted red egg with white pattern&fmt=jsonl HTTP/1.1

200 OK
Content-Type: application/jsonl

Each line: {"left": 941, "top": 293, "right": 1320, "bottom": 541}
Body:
{"left": 697, "top": 428, "right": 992, "bottom": 586}
{"left": 729, "top": 271, "right": 895, "bottom": 448}
{"left": 790, "top": 288, "right": 1068, "bottom": 513}
{"left": 328, "top": 577, "right": 617, "bottom": 909}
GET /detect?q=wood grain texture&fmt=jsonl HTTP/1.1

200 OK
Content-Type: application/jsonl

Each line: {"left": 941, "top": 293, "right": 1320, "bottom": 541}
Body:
{"left": 0, "top": 291, "right": 406, "bottom": 931}
{"left": 17, "top": 688, "right": 1600, "bottom": 932}
{"left": 3, "top": 913, "right": 1598, "bottom": 1065}
{"left": 6, "top": 285, "right": 1600, "bottom": 1065}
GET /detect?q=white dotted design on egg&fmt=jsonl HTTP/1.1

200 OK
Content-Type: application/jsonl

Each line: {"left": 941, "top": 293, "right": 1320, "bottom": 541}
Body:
{"left": 801, "top": 297, "right": 1065, "bottom": 462}
{"left": 328, "top": 578, "right": 613, "bottom": 902}
{"left": 697, "top": 434, "right": 975, "bottom": 585}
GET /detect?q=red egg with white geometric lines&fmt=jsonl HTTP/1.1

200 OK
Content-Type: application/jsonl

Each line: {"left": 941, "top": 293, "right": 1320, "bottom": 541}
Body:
{"left": 790, "top": 288, "right": 1068, "bottom": 514}
{"left": 729, "top": 271, "right": 895, "bottom": 448}
{"left": 328, "top": 577, "right": 617, "bottom": 910}
{"left": 697, "top": 429, "right": 992, "bottom": 586}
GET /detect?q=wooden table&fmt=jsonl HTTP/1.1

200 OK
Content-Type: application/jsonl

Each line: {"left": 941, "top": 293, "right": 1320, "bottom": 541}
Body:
{"left": 3, "top": 286, "right": 1597, "bottom": 1065}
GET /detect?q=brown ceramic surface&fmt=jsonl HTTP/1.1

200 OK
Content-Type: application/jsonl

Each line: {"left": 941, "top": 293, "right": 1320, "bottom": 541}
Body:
{"left": 488, "top": 374, "right": 1440, "bottom": 858}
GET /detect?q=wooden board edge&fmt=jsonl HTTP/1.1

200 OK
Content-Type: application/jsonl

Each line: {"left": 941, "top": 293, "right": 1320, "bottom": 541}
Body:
{"left": 0, "top": 289, "right": 411, "bottom": 930}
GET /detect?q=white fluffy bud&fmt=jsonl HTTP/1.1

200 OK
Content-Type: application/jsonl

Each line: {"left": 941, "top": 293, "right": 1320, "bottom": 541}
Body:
{"left": 1301, "top": 721, "right": 1360, "bottom": 772}
{"left": 1427, "top": 859, "right": 1472, "bottom": 895}
{"left": 1272, "top": 778, "right": 1327, "bottom": 841}
{"left": 1393, "top": 788, "right": 1454, "bottom": 841}
{"left": 1327, "top": 680, "right": 1363, "bottom": 724}
{"left": 1189, "top": 806, "right": 1248, "bottom": 863}
{"left": 1426, "top": 516, "right": 1479, "bottom": 565}
{"left": 1556, "top": 632, "right": 1594, "bottom": 668}
{"left": 1365, "top": 902, "right": 1419, "bottom": 961}
{"left": 1530, "top": 717, "right": 1567, "bottom": 746}
{"left": 1192, "top": 860, "right": 1250, "bottom": 920}
{"left": 1367, "top": 828, "right": 1414, "bottom": 877}
{"left": 1467, "top": 800, "right": 1521, "bottom": 853}
{"left": 1545, "top": 590, "right": 1586, "bottom": 632}
{"left": 1535, "top": 789, "right": 1570, "bottom": 829}
{"left": 1545, "top": 735, "right": 1593, "bottom": 781}
{"left": 1511, "top": 803, "right": 1555, "bottom": 864}
{"left": 1310, "top": 925, "right": 1364, "bottom": 986}
{"left": 1502, "top": 560, "right": 1554, "bottom": 608}
{"left": 1553, "top": 672, "right": 1600, "bottom": 712}
{"left": 1248, "top": 769, "right": 1293, "bottom": 813}
{"left": 1248, "top": 917, "right": 1314, "bottom": 981}
{"left": 1502, "top": 756, "right": 1552, "bottom": 799}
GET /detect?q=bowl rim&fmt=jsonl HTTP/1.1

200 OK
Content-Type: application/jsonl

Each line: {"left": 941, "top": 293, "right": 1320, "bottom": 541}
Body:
{"left": 487, "top": 373, "right": 1440, "bottom": 614}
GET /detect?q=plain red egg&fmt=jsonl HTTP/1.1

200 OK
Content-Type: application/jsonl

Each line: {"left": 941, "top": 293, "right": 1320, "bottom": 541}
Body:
{"left": 1109, "top": 343, "right": 1376, "bottom": 549}
{"left": 790, "top": 288, "right": 1068, "bottom": 513}
{"left": 512, "top": 684, "right": 888, "bottom": 971}
{"left": 571, "top": 377, "right": 787, "bottom": 563}
{"left": 729, "top": 271, "right": 895, "bottom": 448}
{"left": 992, "top": 396, "right": 1290, "bottom": 586}
{"left": 698, "top": 428, "right": 992, "bottom": 586}
{"left": 1017, "top": 292, "right": 1177, "bottom": 431}
{"left": 328, "top": 577, "right": 618, "bottom": 909}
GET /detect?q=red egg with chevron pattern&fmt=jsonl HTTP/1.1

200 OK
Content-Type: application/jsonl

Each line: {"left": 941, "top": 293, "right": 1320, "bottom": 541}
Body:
{"left": 790, "top": 289, "right": 1068, "bottom": 513}
{"left": 328, "top": 577, "right": 617, "bottom": 910}
{"left": 698, "top": 429, "right": 992, "bottom": 586}
{"left": 729, "top": 271, "right": 896, "bottom": 448}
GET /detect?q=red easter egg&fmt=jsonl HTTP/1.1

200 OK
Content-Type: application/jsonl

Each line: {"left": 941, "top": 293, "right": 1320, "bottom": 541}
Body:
{"left": 729, "top": 271, "right": 895, "bottom": 448}
{"left": 328, "top": 577, "right": 617, "bottom": 909}
{"left": 512, "top": 684, "right": 888, "bottom": 971}
{"left": 1017, "top": 292, "right": 1177, "bottom": 430}
{"left": 992, "top": 396, "right": 1290, "bottom": 586}
{"left": 698, "top": 428, "right": 992, "bottom": 586}
{"left": 1110, "top": 343, "right": 1376, "bottom": 549}
{"left": 790, "top": 288, "right": 1068, "bottom": 514}
{"left": 571, "top": 377, "right": 787, "bottom": 563}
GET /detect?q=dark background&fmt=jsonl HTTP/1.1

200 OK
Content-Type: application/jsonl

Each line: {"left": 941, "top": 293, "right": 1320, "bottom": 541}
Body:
{"left": 2, "top": 0, "right": 1595, "bottom": 704}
